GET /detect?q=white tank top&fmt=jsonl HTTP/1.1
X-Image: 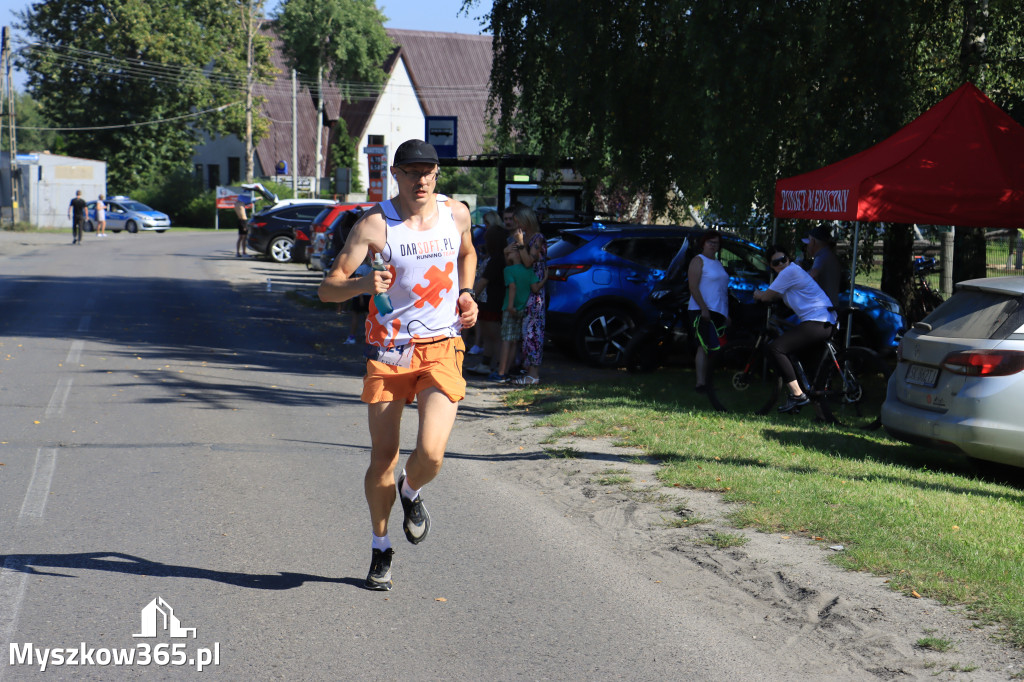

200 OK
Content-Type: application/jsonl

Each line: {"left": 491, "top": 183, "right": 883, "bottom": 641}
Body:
{"left": 687, "top": 254, "right": 730, "bottom": 316}
{"left": 366, "top": 195, "right": 463, "bottom": 347}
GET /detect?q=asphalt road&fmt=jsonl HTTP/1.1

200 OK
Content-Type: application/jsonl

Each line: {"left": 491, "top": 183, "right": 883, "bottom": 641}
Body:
{"left": 3, "top": 231, "right": 1001, "bottom": 681}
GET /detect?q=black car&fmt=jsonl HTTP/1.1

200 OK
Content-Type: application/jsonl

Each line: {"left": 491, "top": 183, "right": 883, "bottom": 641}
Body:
{"left": 246, "top": 202, "right": 335, "bottom": 263}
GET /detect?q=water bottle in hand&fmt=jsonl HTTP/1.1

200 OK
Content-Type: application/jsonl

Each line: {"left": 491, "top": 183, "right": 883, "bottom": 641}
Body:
{"left": 371, "top": 253, "right": 393, "bottom": 315}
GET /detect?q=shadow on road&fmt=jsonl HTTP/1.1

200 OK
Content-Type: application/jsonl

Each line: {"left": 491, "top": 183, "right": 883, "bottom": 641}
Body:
{"left": 0, "top": 552, "right": 360, "bottom": 590}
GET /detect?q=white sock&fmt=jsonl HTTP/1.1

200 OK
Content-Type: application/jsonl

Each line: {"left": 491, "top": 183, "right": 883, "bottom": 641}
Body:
{"left": 372, "top": 533, "right": 391, "bottom": 552}
{"left": 400, "top": 470, "right": 420, "bottom": 501}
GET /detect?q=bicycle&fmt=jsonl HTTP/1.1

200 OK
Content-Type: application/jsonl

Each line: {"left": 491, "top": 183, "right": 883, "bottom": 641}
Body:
{"left": 705, "top": 311, "right": 889, "bottom": 429}
{"left": 906, "top": 256, "right": 944, "bottom": 323}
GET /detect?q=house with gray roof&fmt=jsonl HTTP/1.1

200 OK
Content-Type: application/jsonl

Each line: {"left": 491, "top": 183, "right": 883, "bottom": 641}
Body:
{"left": 191, "top": 26, "right": 492, "bottom": 200}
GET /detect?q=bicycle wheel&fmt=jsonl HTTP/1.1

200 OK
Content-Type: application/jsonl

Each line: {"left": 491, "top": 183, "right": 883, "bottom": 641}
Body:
{"left": 707, "top": 343, "right": 780, "bottom": 414}
{"left": 815, "top": 346, "right": 889, "bottom": 430}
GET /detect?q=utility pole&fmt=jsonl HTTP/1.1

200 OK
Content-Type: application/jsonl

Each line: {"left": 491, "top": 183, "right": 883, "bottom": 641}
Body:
{"left": 241, "top": 0, "right": 262, "bottom": 183}
{"left": 314, "top": 65, "right": 323, "bottom": 197}
{"left": 291, "top": 68, "right": 297, "bottom": 197}
{"left": 2, "top": 27, "right": 17, "bottom": 225}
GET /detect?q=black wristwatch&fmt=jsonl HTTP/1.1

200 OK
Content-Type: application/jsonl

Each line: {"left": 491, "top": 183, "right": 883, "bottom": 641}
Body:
{"left": 458, "top": 288, "right": 476, "bottom": 301}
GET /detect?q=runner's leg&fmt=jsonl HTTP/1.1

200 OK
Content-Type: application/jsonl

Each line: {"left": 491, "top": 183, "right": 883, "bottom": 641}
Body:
{"left": 404, "top": 386, "right": 459, "bottom": 491}
{"left": 366, "top": 399, "right": 405, "bottom": 537}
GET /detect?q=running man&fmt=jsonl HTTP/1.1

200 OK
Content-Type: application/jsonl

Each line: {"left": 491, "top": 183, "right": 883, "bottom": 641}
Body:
{"left": 318, "top": 139, "right": 478, "bottom": 591}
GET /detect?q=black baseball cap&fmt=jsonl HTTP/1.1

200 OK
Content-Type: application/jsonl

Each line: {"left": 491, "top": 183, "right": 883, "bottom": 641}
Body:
{"left": 393, "top": 139, "right": 439, "bottom": 167}
{"left": 802, "top": 224, "right": 834, "bottom": 244}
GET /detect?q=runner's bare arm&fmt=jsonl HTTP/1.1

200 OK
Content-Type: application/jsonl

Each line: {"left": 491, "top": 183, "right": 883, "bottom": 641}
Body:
{"left": 317, "top": 208, "right": 391, "bottom": 303}
{"left": 452, "top": 200, "right": 478, "bottom": 328}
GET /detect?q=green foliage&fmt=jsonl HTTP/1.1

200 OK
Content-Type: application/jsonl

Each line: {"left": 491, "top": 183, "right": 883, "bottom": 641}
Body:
{"left": 479, "top": 0, "right": 1024, "bottom": 223}
{"left": 328, "top": 117, "right": 363, "bottom": 192}
{"left": 3, "top": 91, "right": 63, "bottom": 154}
{"left": 436, "top": 166, "right": 498, "bottom": 205}
{"left": 15, "top": 0, "right": 275, "bottom": 190}
{"left": 274, "top": 0, "right": 393, "bottom": 97}
{"left": 129, "top": 167, "right": 215, "bottom": 227}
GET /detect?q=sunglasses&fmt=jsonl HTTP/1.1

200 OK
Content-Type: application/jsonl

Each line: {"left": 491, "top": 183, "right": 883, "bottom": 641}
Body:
{"left": 771, "top": 256, "right": 787, "bottom": 266}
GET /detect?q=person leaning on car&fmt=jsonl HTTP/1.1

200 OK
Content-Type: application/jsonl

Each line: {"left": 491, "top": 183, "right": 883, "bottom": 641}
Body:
{"left": 234, "top": 194, "right": 254, "bottom": 257}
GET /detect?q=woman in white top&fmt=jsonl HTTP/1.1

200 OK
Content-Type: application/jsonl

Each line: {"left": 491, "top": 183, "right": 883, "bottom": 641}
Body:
{"left": 96, "top": 195, "right": 107, "bottom": 237}
{"left": 687, "top": 231, "right": 730, "bottom": 391}
{"left": 753, "top": 246, "right": 837, "bottom": 413}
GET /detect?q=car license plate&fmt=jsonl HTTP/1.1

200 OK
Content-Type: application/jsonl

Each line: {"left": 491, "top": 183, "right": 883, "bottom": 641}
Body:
{"left": 906, "top": 364, "right": 939, "bottom": 387}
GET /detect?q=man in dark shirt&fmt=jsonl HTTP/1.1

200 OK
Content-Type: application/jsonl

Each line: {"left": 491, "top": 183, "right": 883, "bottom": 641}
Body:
{"left": 68, "top": 190, "right": 88, "bottom": 244}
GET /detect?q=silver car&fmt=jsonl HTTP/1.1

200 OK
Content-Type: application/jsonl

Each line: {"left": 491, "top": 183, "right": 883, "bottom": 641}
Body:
{"left": 87, "top": 196, "right": 171, "bottom": 233}
{"left": 882, "top": 276, "right": 1024, "bottom": 467}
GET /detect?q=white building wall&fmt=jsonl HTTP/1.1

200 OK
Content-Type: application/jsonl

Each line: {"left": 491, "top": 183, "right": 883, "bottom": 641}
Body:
{"left": 2, "top": 153, "right": 106, "bottom": 228}
{"left": 356, "top": 58, "right": 424, "bottom": 199}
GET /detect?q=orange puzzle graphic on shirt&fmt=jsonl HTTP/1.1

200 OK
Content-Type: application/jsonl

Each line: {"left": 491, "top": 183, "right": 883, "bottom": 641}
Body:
{"left": 412, "top": 262, "right": 455, "bottom": 309}
{"left": 366, "top": 312, "right": 400, "bottom": 348}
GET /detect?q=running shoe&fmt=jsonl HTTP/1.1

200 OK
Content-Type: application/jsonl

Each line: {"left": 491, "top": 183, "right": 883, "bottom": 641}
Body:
{"left": 397, "top": 473, "right": 430, "bottom": 544}
{"left": 344, "top": 335, "right": 358, "bottom": 345}
{"left": 487, "top": 371, "right": 508, "bottom": 383}
{"left": 467, "top": 361, "right": 493, "bottom": 375}
{"left": 365, "top": 548, "right": 394, "bottom": 591}
{"left": 778, "top": 393, "right": 810, "bottom": 413}
{"left": 468, "top": 344, "right": 484, "bottom": 355}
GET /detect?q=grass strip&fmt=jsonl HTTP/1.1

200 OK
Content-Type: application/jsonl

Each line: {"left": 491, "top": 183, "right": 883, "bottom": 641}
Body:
{"left": 505, "top": 368, "right": 1024, "bottom": 647}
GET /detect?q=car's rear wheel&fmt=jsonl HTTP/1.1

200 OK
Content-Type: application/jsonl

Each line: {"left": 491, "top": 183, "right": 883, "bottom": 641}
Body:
{"left": 268, "top": 236, "right": 294, "bottom": 263}
{"left": 85, "top": 220, "right": 94, "bottom": 232}
{"left": 126, "top": 220, "right": 138, "bottom": 234}
{"left": 574, "top": 306, "right": 638, "bottom": 367}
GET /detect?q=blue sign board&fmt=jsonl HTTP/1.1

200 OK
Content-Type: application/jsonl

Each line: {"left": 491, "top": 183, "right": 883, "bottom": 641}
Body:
{"left": 425, "top": 117, "right": 458, "bottom": 158}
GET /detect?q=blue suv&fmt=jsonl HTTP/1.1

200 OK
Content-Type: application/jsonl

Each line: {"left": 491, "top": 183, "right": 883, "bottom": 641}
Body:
{"left": 545, "top": 223, "right": 906, "bottom": 366}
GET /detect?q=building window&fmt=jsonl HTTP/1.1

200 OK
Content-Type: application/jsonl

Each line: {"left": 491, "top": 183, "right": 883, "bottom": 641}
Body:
{"left": 228, "top": 157, "right": 241, "bottom": 184}
{"left": 368, "top": 134, "right": 384, "bottom": 146}
{"left": 208, "top": 164, "right": 220, "bottom": 190}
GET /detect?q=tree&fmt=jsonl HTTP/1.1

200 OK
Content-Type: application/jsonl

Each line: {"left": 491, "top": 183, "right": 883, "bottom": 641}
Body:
{"left": 274, "top": 0, "right": 393, "bottom": 194}
{"left": 328, "top": 115, "right": 363, "bottom": 193}
{"left": 3, "top": 91, "right": 63, "bottom": 154}
{"left": 15, "top": 0, "right": 275, "bottom": 191}
{"left": 473, "top": 0, "right": 1024, "bottom": 307}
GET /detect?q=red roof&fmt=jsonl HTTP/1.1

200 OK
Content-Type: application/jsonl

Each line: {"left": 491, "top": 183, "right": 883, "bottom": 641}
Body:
{"left": 774, "top": 83, "right": 1024, "bottom": 228}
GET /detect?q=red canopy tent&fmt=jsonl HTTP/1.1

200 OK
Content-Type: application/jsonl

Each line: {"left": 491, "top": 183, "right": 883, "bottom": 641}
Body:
{"left": 772, "top": 83, "right": 1024, "bottom": 338}
{"left": 774, "top": 82, "right": 1024, "bottom": 228}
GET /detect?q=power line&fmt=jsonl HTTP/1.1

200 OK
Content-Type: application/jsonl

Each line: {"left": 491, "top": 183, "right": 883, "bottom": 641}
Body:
{"left": 15, "top": 39, "right": 489, "bottom": 102}
{"left": 15, "top": 101, "right": 241, "bottom": 131}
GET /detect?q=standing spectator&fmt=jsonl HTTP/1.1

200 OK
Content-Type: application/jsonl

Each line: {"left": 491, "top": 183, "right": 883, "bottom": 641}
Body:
{"left": 95, "top": 194, "right": 107, "bottom": 237}
{"left": 234, "top": 193, "right": 254, "bottom": 257}
{"left": 345, "top": 259, "right": 372, "bottom": 344}
{"left": 1007, "top": 228, "right": 1024, "bottom": 272}
{"left": 802, "top": 225, "right": 840, "bottom": 307}
{"left": 508, "top": 204, "right": 547, "bottom": 386}
{"left": 467, "top": 214, "right": 509, "bottom": 376}
{"left": 494, "top": 241, "right": 544, "bottom": 381}
{"left": 687, "top": 231, "right": 730, "bottom": 392}
{"left": 68, "top": 190, "right": 88, "bottom": 244}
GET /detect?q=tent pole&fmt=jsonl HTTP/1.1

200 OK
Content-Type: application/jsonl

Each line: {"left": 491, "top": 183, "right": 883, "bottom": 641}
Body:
{"left": 846, "top": 222, "right": 860, "bottom": 348}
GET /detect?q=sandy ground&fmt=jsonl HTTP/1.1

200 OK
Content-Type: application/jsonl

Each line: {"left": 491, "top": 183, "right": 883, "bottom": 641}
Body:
{"left": 8, "top": 229, "right": 1024, "bottom": 680}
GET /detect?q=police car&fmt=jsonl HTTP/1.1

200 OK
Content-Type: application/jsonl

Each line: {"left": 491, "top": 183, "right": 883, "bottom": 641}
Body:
{"left": 86, "top": 196, "right": 171, "bottom": 233}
